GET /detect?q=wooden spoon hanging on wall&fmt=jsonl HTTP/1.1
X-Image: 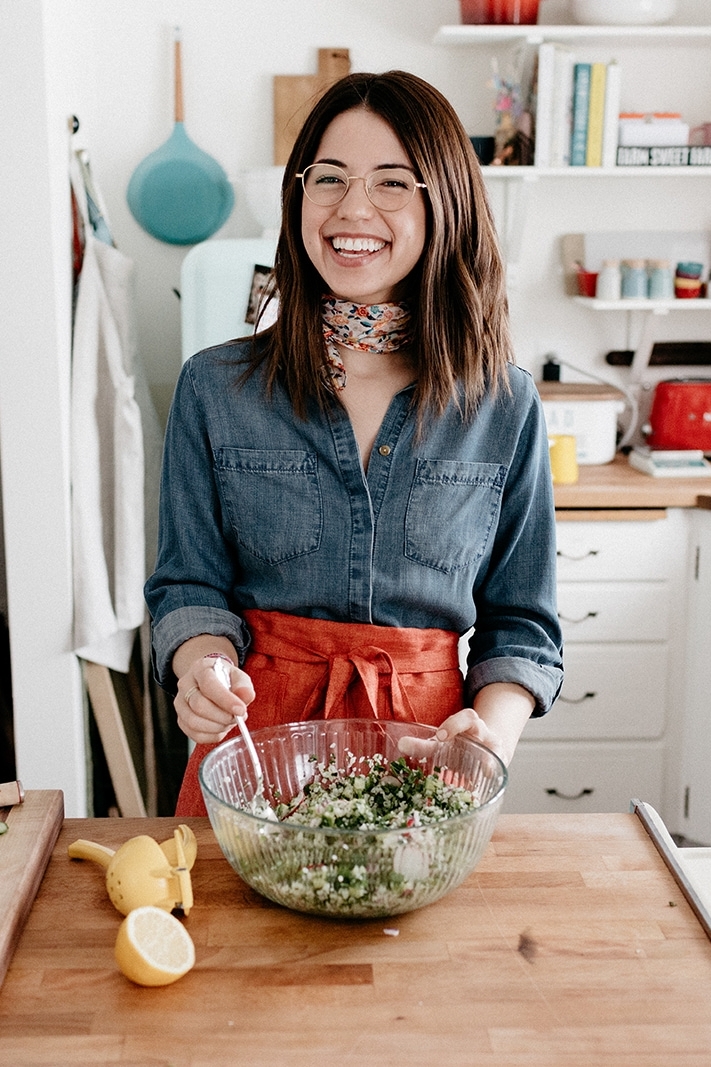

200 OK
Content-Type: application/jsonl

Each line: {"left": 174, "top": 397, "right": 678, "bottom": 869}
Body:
{"left": 273, "top": 48, "right": 351, "bottom": 166}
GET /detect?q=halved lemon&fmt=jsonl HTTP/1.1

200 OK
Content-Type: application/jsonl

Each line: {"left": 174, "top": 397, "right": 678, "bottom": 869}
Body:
{"left": 115, "top": 905, "right": 195, "bottom": 986}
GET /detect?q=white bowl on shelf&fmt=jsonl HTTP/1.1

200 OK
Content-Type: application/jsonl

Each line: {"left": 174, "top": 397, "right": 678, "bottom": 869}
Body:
{"left": 570, "top": 0, "right": 677, "bottom": 24}
{"left": 241, "top": 166, "right": 284, "bottom": 238}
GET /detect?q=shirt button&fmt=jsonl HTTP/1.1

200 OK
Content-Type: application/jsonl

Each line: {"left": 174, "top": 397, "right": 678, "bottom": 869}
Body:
{"left": 378, "top": 444, "right": 391, "bottom": 456}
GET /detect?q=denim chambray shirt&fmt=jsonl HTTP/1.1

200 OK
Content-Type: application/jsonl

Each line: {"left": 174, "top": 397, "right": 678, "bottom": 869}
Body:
{"left": 145, "top": 340, "right": 563, "bottom": 712}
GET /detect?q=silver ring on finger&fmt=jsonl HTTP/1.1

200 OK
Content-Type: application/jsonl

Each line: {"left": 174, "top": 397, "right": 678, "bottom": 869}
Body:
{"left": 184, "top": 685, "right": 199, "bottom": 709}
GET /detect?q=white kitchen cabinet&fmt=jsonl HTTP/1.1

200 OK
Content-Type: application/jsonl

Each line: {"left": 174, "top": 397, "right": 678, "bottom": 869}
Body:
{"left": 508, "top": 512, "right": 689, "bottom": 818}
{"left": 557, "top": 580, "right": 669, "bottom": 642}
{"left": 504, "top": 740, "right": 666, "bottom": 814}
{"left": 530, "top": 643, "right": 666, "bottom": 741}
{"left": 677, "top": 506, "right": 711, "bottom": 844}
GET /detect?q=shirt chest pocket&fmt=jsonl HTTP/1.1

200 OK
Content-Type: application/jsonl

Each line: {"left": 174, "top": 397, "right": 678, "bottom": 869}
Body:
{"left": 214, "top": 448, "right": 322, "bottom": 565}
{"left": 405, "top": 459, "right": 506, "bottom": 574}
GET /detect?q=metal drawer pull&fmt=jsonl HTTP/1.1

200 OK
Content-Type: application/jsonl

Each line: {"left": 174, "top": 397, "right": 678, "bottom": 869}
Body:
{"left": 557, "top": 549, "right": 599, "bottom": 561}
{"left": 545, "top": 788, "right": 594, "bottom": 800}
{"left": 558, "top": 611, "right": 598, "bottom": 624}
{"left": 559, "top": 691, "right": 596, "bottom": 705}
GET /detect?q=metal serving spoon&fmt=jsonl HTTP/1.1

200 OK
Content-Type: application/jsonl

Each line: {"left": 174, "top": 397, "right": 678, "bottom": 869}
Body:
{"left": 212, "top": 659, "right": 278, "bottom": 821}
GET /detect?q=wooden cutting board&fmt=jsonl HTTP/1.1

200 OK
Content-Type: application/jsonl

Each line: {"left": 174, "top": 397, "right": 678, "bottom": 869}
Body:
{"left": 0, "top": 789, "right": 63, "bottom": 988}
{"left": 273, "top": 48, "right": 350, "bottom": 165}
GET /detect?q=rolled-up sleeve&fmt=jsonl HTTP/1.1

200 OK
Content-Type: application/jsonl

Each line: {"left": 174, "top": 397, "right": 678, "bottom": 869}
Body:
{"left": 464, "top": 378, "right": 563, "bottom": 716}
{"left": 145, "top": 358, "right": 250, "bottom": 693}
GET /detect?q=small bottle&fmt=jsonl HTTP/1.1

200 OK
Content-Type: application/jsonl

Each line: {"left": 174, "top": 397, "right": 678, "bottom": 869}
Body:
{"left": 647, "top": 259, "right": 674, "bottom": 300}
{"left": 596, "top": 259, "right": 622, "bottom": 300}
{"left": 621, "top": 259, "right": 648, "bottom": 299}
{"left": 542, "top": 355, "right": 561, "bottom": 381}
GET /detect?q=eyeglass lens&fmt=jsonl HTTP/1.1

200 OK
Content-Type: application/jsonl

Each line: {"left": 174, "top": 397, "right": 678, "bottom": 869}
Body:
{"left": 301, "top": 164, "right": 418, "bottom": 210}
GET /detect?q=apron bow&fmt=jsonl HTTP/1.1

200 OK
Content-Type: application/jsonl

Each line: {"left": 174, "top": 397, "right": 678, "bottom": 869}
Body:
{"left": 304, "top": 646, "right": 417, "bottom": 722}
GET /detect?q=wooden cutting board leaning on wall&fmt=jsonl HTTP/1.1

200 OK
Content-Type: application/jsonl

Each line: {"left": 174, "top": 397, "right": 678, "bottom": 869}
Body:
{"left": 273, "top": 49, "right": 351, "bottom": 166}
{"left": 0, "top": 789, "right": 64, "bottom": 988}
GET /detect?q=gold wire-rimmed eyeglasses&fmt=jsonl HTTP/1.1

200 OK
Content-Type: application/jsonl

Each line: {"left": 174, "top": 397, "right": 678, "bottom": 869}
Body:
{"left": 297, "top": 163, "right": 427, "bottom": 212}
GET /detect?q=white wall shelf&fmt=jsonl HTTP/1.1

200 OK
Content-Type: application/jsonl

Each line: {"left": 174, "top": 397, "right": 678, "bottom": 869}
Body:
{"left": 483, "top": 166, "right": 711, "bottom": 179}
{"left": 573, "top": 297, "right": 711, "bottom": 311}
{"left": 435, "top": 25, "right": 711, "bottom": 46}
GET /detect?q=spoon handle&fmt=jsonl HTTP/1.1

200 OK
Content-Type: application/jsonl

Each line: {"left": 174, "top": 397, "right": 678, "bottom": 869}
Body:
{"left": 212, "top": 660, "right": 265, "bottom": 794}
{"left": 234, "top": 716, "right": 265, "bottom": 795}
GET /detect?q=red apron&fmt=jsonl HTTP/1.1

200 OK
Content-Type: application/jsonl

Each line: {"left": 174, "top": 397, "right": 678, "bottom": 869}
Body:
{"left": 175, "top": 609, "right": 464, "bottom": 816}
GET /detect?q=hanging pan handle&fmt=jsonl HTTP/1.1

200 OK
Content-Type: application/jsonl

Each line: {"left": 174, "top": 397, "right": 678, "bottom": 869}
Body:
{"left": 174, "top": 27, "right": 184, "bottom": 123}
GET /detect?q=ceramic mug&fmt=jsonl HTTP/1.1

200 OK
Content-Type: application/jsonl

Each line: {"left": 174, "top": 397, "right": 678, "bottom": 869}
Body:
{"left": 460, "top": 0, "right": 540, "bottom": 22}
{"left": 576, "top": 269, "right": 598, "bottom": 297}
{"left": 548, "top": 435, "right": 579, "bottom": 485}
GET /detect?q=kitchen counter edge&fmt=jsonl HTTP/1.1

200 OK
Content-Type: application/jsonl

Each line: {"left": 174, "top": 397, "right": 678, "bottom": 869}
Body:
{"left": 554, "top": 454, "right": 711, "bottom": 512}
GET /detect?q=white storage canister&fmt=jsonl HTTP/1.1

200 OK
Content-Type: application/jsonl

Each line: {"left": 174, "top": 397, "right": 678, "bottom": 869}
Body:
{"left": 596, "top": 259, "right": 621, "bottom": 300}
{"left": 621, "top": 259, "right": 648, "bottom": 299}
{"left": 536, "top": 382, "right": 626, "bottom": 465}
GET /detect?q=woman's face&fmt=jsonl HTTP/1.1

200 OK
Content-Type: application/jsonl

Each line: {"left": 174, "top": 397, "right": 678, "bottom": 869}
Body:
{"left": 300, "top": 108, "right": 427, "bottom": 305}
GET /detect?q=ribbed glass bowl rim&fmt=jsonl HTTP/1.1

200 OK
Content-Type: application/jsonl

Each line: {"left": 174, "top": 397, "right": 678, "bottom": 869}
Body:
{"left": 198, "top": 720, "right": 508, "bottom": 835}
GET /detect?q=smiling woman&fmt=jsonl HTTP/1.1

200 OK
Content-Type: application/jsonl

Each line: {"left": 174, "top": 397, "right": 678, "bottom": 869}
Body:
{"left": 144, "top": 70, "right": 563, "bottom": 817}
{"left": 299, "top": 109, "right": 427, "bottom": 307}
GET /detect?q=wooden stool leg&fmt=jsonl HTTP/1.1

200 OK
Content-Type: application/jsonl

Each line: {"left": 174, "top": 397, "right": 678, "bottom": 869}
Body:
{"left": 82, "top": 660, "right": 146, "bottom": 817}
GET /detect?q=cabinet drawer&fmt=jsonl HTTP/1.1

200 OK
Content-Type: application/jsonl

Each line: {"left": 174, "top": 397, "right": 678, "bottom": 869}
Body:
{"left": 557, "top": 582, "right": 669, "bottom": 642}
{"left": 503, "top": 741, "right": 664, "bottom": 815}
{"left": 523, "top": 643, "right": 667, "bottom": 741}
{"left": 556, "top": 519, "right": 675, "bottom": 582}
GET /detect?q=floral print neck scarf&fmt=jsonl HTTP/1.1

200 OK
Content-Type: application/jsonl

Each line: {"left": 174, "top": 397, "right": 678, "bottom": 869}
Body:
{"left": 321, "top": 296, "right": 413, "bottom": 390}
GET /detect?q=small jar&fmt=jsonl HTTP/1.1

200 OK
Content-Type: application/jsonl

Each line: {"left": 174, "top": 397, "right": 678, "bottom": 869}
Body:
{"left": 676, "top": 261, "right": 703, "bottom": 280}
{"left": 596, "top": 259, "right": 622, "bottom": 300}
{"left": 621, "top": 259, "right": 648, "bottom": 299}
{"left": 647, "top": 259, "right": 674, "bottom": 300}
{"left": 675, "top": 276, "right": 702, "bottom": 299}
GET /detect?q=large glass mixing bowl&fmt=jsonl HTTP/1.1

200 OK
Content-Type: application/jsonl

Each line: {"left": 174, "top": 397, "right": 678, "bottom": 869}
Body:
{"left": 199, "top": 719, "right": 507, "bottom": 919}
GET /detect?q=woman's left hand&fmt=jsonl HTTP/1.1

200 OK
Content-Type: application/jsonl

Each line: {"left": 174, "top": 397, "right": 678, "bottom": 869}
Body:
{"left": 432, "top": 707, "right": 503, "bottom": 754}
{"left": 398, "top": 682, "right": 536, "bottom": 768}
{"left": 398, "top": 707, "right": 504, "bottom": 765}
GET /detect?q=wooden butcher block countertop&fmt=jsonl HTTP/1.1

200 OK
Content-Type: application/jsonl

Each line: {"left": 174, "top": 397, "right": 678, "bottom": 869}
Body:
{"left": 554, "top": 454, "right": 711, "bottom": 511}
{"left": 2, "top": 811, "right": 711, "bottom": 1066}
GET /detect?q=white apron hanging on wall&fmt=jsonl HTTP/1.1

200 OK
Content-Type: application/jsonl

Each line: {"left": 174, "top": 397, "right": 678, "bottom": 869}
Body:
{"left": 70, "top": 148, "right": 145, "bottom": 672}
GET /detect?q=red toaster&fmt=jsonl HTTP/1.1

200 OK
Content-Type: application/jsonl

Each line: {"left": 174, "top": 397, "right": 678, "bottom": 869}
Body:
{"left": 646, "top": 379, "right": 711, "bottom": 451}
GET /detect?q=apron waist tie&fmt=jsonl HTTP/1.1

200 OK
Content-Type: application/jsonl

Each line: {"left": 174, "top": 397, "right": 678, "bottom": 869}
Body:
{"left": 245, "top": 613, "right": 461, "bottom": 724}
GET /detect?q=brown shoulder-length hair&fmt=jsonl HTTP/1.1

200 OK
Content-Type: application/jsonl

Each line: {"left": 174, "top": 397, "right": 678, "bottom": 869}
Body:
{"left": 256, "top": 69, "right": 513, "bottom": 421}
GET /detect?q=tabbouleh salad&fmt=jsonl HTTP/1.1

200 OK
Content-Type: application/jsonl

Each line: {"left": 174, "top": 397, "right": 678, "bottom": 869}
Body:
{"left": 235, "top": 752, "right": 486, "bottom": 916}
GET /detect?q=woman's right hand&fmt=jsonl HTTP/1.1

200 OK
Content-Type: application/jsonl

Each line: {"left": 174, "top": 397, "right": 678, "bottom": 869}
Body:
{"left": 176, "top": 655, "right": 255, "bottom": 745}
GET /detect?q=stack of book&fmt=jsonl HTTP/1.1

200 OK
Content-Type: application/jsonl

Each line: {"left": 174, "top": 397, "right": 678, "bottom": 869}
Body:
{"left": 615, "top": 114, "right": 710, "bottom": 167}
{"left": 532, "top": 43, "right": 621, "bottom": 169}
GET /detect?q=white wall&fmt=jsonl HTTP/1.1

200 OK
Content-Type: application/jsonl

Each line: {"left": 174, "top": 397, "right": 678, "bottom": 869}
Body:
{"left": 0, "top": 0, "right": 86, "bottom": 814}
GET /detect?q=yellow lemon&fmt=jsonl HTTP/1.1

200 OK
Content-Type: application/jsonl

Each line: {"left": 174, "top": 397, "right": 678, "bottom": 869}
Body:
{"left": 114, "top": 905, "right": 195, "bottom": 986}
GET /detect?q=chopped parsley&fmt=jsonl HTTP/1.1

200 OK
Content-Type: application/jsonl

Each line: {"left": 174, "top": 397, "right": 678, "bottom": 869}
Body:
{"left": 275, "top": 753, "right": 479, "bottom": 830}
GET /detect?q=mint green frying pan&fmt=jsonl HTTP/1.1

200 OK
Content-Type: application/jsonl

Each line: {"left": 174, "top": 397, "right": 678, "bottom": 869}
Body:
{"left": 127, "top": 30, "right": 234, "bottom": 245}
